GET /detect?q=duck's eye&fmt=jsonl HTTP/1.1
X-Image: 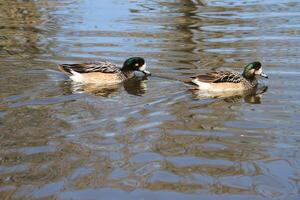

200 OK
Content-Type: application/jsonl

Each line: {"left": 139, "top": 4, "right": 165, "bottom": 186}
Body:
{"left": 135, "top": 63, "right": 139, "bottom": 67}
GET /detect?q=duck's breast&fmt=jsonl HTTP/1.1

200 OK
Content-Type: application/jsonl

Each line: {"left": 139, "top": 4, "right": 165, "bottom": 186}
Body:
{"left": 70, "top": 71, "right": 123, "bottom": 84}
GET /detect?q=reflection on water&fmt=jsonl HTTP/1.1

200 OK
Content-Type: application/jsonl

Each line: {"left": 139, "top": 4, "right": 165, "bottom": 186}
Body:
{"left": 1, "top": 0, "right": 300, "bottom": 199}
{"left": 123, "top": 77, "right": 148, "bottom": 96}
{"left": 63, "top": 76, "right": 148, "bottom": 97}
{"left": 189, "top": 85, "right": 268, "bottom": 104}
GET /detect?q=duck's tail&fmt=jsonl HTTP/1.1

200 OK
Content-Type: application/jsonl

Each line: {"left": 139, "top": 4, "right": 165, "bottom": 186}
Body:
{"left": 183, "top": 78, "right": 199, "bottom": 86}
{"left": 58, "top": 64, "right": 72, "bottom": 75}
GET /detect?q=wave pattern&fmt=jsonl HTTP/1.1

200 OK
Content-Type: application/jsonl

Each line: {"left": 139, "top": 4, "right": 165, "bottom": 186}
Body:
{"left": 1, "top": 0, "right": 300, "bottom": 199}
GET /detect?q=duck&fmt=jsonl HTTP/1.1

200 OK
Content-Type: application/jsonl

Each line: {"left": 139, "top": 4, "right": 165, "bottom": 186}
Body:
{"left": 186, "top": 61, "right": 268, "bottom": 92}
{"left": 58, "top": 57, "right": 150, "bottom": 84}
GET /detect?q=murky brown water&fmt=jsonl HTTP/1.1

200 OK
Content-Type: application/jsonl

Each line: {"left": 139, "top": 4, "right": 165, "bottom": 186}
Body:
{"left": 1, "top": 0, "right": 300, "bottom": 199}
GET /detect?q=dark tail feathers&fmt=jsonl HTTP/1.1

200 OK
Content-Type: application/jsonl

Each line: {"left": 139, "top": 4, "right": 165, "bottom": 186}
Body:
{"left": 58, "top": 64, "right": 72, "bottom": 74}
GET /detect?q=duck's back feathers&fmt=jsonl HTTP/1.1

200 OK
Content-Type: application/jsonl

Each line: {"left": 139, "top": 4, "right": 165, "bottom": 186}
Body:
{"left": 58, "top": 61, "right": 124, "bottom": 84}
{"left": 185, "top": 71, "right": 246, "bottom": 92}
{"left": 193, "top": 71, "right": 243, "bottom": 83}
{"left": 58, "top": 61, "right": 121, "bottom": 75}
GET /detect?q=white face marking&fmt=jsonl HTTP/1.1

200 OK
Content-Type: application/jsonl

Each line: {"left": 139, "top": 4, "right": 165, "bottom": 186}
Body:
{"left": 254, "top": 68, "right": 262, "bottom": 75}
{"left": 139, "top": 63, "right": 146, "bottom": 71}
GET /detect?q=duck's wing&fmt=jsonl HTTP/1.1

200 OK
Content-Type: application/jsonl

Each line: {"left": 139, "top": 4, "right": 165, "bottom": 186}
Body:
{"left": 192, "top": 71, "right": 243, "bottom": 83}
{"left": 58, "top": 61, "right": 121, "bottom": 74}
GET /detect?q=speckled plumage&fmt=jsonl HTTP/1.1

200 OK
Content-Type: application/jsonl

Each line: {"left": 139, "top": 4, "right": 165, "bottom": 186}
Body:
{"left": 58, "top": 57, "right": 150, "bottom": 84}
{"left": 187, "top": 62, "right": 267, "bottom": 92}
{"left": 58, "top": 61, "right": 128, "bottom": 82}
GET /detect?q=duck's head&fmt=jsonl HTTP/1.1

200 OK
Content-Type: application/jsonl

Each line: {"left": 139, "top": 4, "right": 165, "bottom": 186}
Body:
{"left": 242, "top": 61, "right": 268, "bottom": 79}
{"left": 122, "top": 57, "right": 151, "bottom": 76}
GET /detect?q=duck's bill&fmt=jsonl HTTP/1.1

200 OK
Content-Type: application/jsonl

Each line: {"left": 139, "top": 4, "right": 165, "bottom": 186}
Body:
{"left": 141, "top": 70, "right": 151, "bottom": 76}
{"left": 260, "top": 72, "right": 268, "bottom": 79}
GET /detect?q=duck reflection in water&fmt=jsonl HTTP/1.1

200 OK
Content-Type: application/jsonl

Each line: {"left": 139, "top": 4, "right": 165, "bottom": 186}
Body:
{"left": 189, "top": 85, "right": 268, "bottom": 104}
{"left": 61, "top": 76, "right": 148, "bottom": 97}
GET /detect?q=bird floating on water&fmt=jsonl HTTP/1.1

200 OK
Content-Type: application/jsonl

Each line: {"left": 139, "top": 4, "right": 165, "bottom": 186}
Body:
{"left": 58, "top": 57, "right": 150, "bottom": 84}
{"left": 186, "top": 61, "right": 268, "bottom": 92}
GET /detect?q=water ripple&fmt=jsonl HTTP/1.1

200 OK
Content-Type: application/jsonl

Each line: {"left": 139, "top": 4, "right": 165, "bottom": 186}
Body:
{"left": 1, "top": 0, "right": 300, "bottom": 199}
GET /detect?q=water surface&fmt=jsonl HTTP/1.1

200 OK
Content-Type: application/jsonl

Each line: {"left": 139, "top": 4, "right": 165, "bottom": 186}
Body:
{"left": 1, "top": 0, "right": 300, "bottom": 199}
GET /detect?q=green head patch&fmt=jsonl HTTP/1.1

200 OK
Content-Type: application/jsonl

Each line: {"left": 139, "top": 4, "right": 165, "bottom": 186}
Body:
{"left": 123, "top": 57, "right": 145, "bottom": 70}
{"left": 122, "top": 57, "right": 151, "bottom": 75}
{"left": 242, "top": 61, "right": 262, "bottom": 78}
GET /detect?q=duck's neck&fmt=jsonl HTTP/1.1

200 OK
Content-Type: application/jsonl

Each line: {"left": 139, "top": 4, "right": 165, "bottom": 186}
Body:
{"left": 242, "top": 74, "right": 258, "bottom": 88}
{"left": 242, "top": 70, "right": 255, "bottom": 80}
{"left": 121, "top": 69, "right": 135, "bottom": 79}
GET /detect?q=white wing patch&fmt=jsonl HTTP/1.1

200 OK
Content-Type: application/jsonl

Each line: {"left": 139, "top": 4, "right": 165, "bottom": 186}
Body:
{"left": 70, "top": 70, "right": 83, "bottom": 82}
{"left": 191, "top": 79, "right": 212, "bottom": 91}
